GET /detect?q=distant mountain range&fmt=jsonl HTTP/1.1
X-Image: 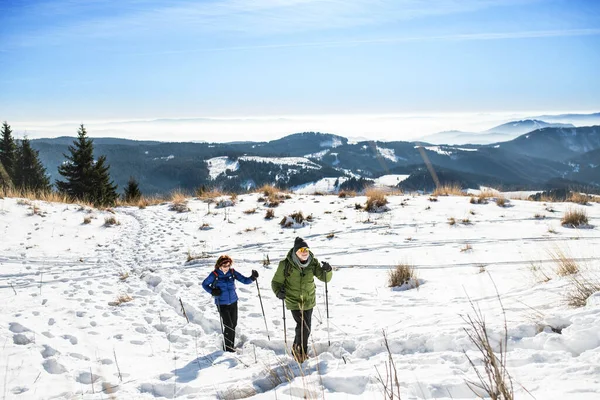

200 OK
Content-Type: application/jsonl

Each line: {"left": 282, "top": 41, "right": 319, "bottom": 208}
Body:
{"left": 30, "top": 120, "right": 600, "bottom": 195}
{"left": 419, "top": 119, "right": 577, "bottom": 145}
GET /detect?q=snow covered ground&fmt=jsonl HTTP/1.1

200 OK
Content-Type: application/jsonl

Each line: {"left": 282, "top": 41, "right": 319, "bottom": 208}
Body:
{"left": 1, "top": 192, "right": 600, "bottom": 399}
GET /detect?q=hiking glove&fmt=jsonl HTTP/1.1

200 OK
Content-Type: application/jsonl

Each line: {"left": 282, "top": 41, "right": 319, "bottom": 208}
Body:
{"left": 251, "top": 270, "right": 259, "bottom": 280}
{"left": 321, "top": 261, "right": 332, "bottom": 272}
{"left": 276, "top": 288, "right": 286, "bottom": 300}
{"left": 211, "top": 287, "right": 222, "bottom": 296}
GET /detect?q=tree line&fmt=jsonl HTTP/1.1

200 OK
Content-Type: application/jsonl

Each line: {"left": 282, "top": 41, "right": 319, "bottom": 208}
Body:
{"left": 1, "top": 122, "right": 140, "bottom": 206}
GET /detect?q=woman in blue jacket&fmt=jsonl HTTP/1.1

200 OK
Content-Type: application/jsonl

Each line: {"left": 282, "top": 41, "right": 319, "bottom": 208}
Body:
{"left": 202, "top": 255, "right": 258, "bottom": 352}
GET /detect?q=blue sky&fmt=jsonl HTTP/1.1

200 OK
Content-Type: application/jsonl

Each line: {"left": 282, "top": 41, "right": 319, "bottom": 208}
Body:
{"left": 1, "top": 0, "right": 599, "bottom": 140}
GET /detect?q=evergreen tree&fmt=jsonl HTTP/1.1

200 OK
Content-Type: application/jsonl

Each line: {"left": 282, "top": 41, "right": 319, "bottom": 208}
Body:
{"left": 123, "top": 176, "right": 142, "bottom": 202}
{"left": 56, "top": 124, "right": 118, "bottom": 206}
{"left": 0, "top": 160, "right": 12, "bottom": 192}
{"left": 0, "top": 121, "right": 16, "bottom": 180}
{"left": 14, "top": 137, "right": 51, "bottom": 192}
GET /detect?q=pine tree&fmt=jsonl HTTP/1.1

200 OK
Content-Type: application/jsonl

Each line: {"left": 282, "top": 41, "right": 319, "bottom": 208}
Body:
{"left": 13, "top": 137, "right": 51, "bottom": 192}
{"left": 0, "top": 160, "right": 12, "bottom": 192}
{"left": 123, "top": 176, "right": 142, "bottom": 202}
{"left": 56, "top": 124, "right": 118, "bottom": 206}
{"left": 0, "top": 121, "right": 16, "bottom": 180}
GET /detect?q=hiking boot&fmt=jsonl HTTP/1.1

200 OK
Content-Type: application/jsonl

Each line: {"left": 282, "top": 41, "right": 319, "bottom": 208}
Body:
{"left": 292, "top": 345, "right": 308, "bottom": 363}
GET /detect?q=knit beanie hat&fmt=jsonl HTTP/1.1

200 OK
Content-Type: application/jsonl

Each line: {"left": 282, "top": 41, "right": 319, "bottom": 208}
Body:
{"left": 293, "top": 237, "right": 309, "bottom": 253}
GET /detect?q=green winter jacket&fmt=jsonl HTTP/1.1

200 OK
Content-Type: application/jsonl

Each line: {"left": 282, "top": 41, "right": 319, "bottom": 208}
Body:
{"left": 271, "top": 249, "right": 332, "bottom": 311}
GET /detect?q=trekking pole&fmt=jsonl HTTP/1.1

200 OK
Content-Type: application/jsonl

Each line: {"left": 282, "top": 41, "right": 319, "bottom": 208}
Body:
{"left": 215, "top": 301, "right": 226, "bottom": 351}
{"left": 325, "top": 279, "right": 330, "bottom": 346}
{"left": 282, "top": 299, "right": 287, "bottom": 349}
{"left": 255, "top": 280, "right": 270, "bottom": 341}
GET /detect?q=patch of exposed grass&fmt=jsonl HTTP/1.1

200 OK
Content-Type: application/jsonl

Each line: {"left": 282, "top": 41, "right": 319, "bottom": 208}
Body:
{"left": 264, "top": 209, "right": 275, "bottom": 219}
{"left": 104, "top": 216, "right": 120, "bottom": 226}
{"left": 338, "top": 190, "right": 356, "bottom": 198}
{"left": 365, "top": 188, "right": 388, "bottom": 212}
{"left": 432, "top": 184, "right": 464, "bottom": 196}
{"left": 387, "top": 263, "right": 417, "bottom": 287}
{"left": 566, "top": 275, "right": 600, "bottom": 307}
{"left": 561, "top": 208, "right": 588, "bottom": 227}
{"left": 549, "top": 247, "right": 579, "bottom": 276}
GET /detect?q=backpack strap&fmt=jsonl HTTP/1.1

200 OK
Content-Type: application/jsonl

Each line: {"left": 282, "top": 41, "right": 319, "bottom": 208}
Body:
{"left": 211, "top": 270, "right": 219, "bottom": 288}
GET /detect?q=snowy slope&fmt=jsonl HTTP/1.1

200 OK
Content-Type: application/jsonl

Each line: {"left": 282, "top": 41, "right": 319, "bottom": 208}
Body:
{"left": 1, "top": 193, "right": 600, "bottom": 399}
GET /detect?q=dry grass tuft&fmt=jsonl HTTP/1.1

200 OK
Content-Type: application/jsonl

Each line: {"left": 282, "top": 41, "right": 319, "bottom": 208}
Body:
{"left": 258, "top": 184, "right": 279, "bottom": 198}
{"left": 326, "top": 232, "right": 335, "bottom": 239}
{"left": 432, "top": 184, "right": 464, "bottom": 196}
{"left": 109, "top": 294, "right": 133, "bottom": 306}
{"left": 495, "top": 196, "right": 509, "bottom": 208}
{"left": 462, "top": 288, "right": 514, "bottom": 400}
{"left": 448, "top": 217, "right": 456, "bottom": 226}
{"left": 567, "top": 192, "right": 590, "bottom": 205}
{"left": 196, "top": 188, "right": 224, "bottom": 201}
{"left": 387, "top": 263, "right": 417, "bottom": 287}
{"left": 561, "top": 208, "right": 588, "bottom": 227}
{"left": 566, "top": 275, "right": 600, "bottom": 307}
{"left": 243, "top": 208, "right": 257, "bottom": 214}
{"left": 83, "top": 216, "right": 92, "bottom": 224}
{"left": 549, "top": 248, "right": 579, "bottom": 276}
{"left": 280, "top": 211, "right": 306, "bottom": 227}
{"left": 529, "top": 262, "right": 552, "bottom": 283}
{"left": 104, "top": 216, "right": 120, "bottom": 226}
{"left": 338, "top": 190, "right": 356, "bottom": 198}
{"left": 461, "top": 244, "right": 473, "bottom": 252}
{"left": 365, "top": 188, "right": 388, "bottom": 212}
{"left": 264, "top": 209, "right": 275, "bottom": 219}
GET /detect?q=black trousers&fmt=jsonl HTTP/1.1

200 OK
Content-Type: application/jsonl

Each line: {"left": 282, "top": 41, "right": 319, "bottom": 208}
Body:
{"left": 291, "top": 308, "right": 313, "bottom": 356}
{"left": 217, "top": 301, "right": 238, "bottom": 352}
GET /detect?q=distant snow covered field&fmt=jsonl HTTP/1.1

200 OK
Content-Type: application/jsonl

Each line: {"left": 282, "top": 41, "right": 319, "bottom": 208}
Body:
{"left": 1, "top": 191, "right": 600, "bottom": 399}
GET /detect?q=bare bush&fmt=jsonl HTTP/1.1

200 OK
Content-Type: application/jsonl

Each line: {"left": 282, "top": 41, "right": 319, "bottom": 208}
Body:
{"left": 375, "top": 330, "right": 402, "bottom": 399}
{"left": 388, "top": 263, "right": 416, "bottom": 287}
{"left": 561, "top": 208, "right": 588, "bottom": 227}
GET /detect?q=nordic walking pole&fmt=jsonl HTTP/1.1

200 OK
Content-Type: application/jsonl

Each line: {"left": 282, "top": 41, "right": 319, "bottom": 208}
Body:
{"left": 255, "top": 280, "right": 270, "bottom": 340}
{"left": 216, "top": 301, "right": 226, "bottom": 351}
{"left": 325, "top": 278, "right": 330, "bottom": 346}
{"left": 282, "top": 299, "right": 287, "bottom": 349}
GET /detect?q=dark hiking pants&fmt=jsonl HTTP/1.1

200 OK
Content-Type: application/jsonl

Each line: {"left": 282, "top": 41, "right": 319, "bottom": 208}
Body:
{"left": 291, "top": 308, "right": 313, "bottom": 357}
{"left": 217, "top": 301, "right": 238, "bottom": 352}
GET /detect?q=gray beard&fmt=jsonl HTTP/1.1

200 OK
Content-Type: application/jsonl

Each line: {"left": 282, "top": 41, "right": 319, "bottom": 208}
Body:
{"left": 292, "top": 253, "right": 312, "bottom": 268}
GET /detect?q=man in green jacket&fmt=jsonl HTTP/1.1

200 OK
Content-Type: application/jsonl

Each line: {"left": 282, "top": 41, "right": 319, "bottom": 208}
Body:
{"left": 271, "top": 237, "right": 333, "bottom": 362}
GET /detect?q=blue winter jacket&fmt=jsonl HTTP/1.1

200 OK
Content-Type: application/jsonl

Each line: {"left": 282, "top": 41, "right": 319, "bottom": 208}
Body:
{"left": 202, "top": 268, "right": 253, "bottom": 305}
